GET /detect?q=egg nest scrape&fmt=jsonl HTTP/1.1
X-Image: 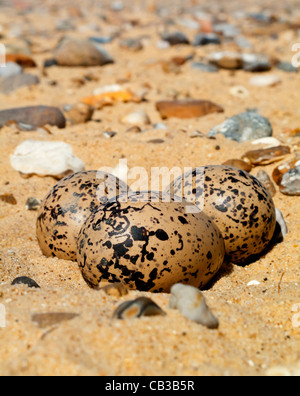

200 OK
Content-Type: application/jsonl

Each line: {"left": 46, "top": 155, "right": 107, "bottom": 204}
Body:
{"left": 77, "top": 192, "right": 225, "bottom": 293}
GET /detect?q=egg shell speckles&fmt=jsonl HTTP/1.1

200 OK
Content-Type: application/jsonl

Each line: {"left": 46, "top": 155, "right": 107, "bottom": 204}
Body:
{"left": 77, "top": 193, "right": 225, "bottom": 293}
{"left": 166, "top": 166, "right": 276, "bottom": 264}
{"left": 36, "top": 171, "right": 129, "bottom": 261}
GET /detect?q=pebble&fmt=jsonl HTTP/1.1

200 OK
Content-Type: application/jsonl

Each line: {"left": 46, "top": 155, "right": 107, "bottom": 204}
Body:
{"left": 276, "top": 61, "right": 298, "bottom": 73}
{"left": 170, "top": 284, "right": 219, "bottom": 329}
{"left": 25, "top": 197, "right": 42, "bottom": 211}
{"left": 273, "top": 157, "right": 300, "bottom": 196}
{"left": 89, "top": 36, "right": 114, "bottom": 45}
{"left": 113, "top": 297, "right": 166, "bottom": 319}
{"left": 161, "top": 31, "right": 190, "bottom": 46}
{"left": 53, "top": 37, "right": 114, "bottom": 67}
{"left": 208, "top": 111, "right": 273, "bottom": 142}
{"left": 242, "top": 146, "right": 291, "bottom": 166}
{"left": 222, "top": 159, "right": 252, "bottom": 173}
{"left": 191, "top": 62, "right": 219, "bottom": 73}
{"left": 0, "top": 106, "right": 66, "bottom": 130}
{"left": 208, "top": 51, "right": 243, "bottom": 70}
{"left": 0, "top": 73, "right": 40, "bottom": 94}
{"left": 247, "top": 280, "right": 261, "bottom": 286}
{"left": 102, "top": 131, "right": 118, "bottom": 139}
{"left": 242, "top": 53, "right": 272, "bottom": 72}
{"left": 62, "top": 103, "right": 94, "bottom": 125}
{"left": 99, "top": 283, "right": 128, "bottom": 297}
{"left": 147, "top": 139, "right": 165, "bottom": 144}
{"left": 121, "top": 110, "right": 151, "bottom": 126}
{"left": 229, "top": 86, "right": 249, "bottom": 98}
{"left": 249, "top": 74, "right": 281, "bottom": 87}
{"left": 156, "top": 100, "right": 224, "bottom": 119}
{"left": 11, "top": 276, "right": 40, "bottom": 288}
{"left": 275, "top": 208, "right": 288, "bottom": 238}
{"left": 10, "top": 140, "right": 85, "bottom": 179}
{"left": 82, "top": 85, "right": 141, "bottom": 109}
{"left": 213, "top": 22, "right": 240, "bottom": 38}
{"left": 5, "top": 53, "right": 36, "bottom": 68}
{"left": 277, "top": 167, "right": 300, "bottom": 196}
{"left": 251, "top": 137, "right": 282, "bottom": 148}
{"left": 255, "top": 170, "right": 277, "bottom": 197}
{"left": 193, "top": 33, "right": 221, "bottom": 46}
{"left": 31, "top": 312, "right": 79, "bottom": 329}
{"left": 0, "top": 193, "right": 17, "bottom": 205}
{"left": 0, "top": 62, "right": 23, "bottom": 78}
{"left": 119, "top": 38, "right": 144, "bottom": 51}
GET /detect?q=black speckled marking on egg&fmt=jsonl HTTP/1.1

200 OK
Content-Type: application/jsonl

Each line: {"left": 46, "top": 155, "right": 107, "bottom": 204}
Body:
{"left": 77, "top": 192, "right": 225, "bottom": 293}
{"left": 36, "top": 171, "right": 129, "bottom": 261}
{"left": 166, "top": 166, "right": 276, "bottom": 264}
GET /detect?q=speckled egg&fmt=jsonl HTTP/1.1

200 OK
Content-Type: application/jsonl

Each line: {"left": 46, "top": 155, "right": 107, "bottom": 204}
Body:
{"left": 77, "top": 192, "right": 225, "bottom": 292}
{"left": 166, "top": 166, "right": 276, "bottom": 264}
{"left": 37, "top": 171, "right": 129, "bottom": 261}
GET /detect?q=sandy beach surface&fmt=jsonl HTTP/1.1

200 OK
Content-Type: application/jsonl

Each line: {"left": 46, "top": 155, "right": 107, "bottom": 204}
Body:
{"left": 0, "top": 0, "right": 299, "bottom": 376}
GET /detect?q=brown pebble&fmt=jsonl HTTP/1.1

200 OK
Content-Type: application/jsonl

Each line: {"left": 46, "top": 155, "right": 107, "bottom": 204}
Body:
{"left": 0, "top": 194, "right": 17, "bottom": 205}
{"left": 0, "top": 106, "right": 66, "bottom": 130}
{"left": 156, "top": 100, "right": 224, "bottom": 119}
{"left": 54, "top": 37, "right": 114, "bottom": 67}
{"left": 99, "top": 283, "right": 128, "bottom": 297}
{"left": 222, "top": 159, "right": 252, "bottom": 173}
{"left": 6, "top": 53, "right": 37, "bottom": 68}
{"left": 147, "top": 139, "right": 165, "bottom": 144}
{"left": 126, "top": 126, "right": 142, "bottom": 133}
{"left": 242, "top": 146, "right": 291, "bottom": 166}
{"left": 31, "top": 313, "right": 79, "bottom": 329}
{"left": 255, "top": 170, "right": 277, "bottom": 197}
{"left": 63, "top": 103, "right": 94, "bottom": 125}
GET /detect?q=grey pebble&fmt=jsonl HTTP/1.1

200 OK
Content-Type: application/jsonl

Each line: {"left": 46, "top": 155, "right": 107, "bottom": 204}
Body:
{"left": 25, "top": 197, "right": 42, "bottom": 211}
{"left": 193, "top": 33, "right": 221, "bottom": 46}
{"left": 161, "top": 31, "right": 190, "bottom": 46}
{"left": 213, "top": 22, "right": 240, "bottom": 38}
{"left": 276, "top": 61, "right": 298, "bottom": 73}
{"left": 275, "top": 208, "right": 288, "bottom": 238}
{"left": 0, "top": 74, "right": 40, "bottom": 94}
{"left": 11, "top": 276, "right": 40, "bottom": 288}
{"left": 242, "top": 54, "right": 272, "bottom": 72}
{"left": 256, "top": 170, "right": 277, "bottom": 197}
{"left": 208, "top": 111, "right": 273, "bottom": 142}
{"left": 119, "top": 38, "right": 144, "bottom": 51}
{"left": 170, "top": 284, "right": 219, "bottom": 329}
{"left": 0, "top": 62, "right": 23, "bottom": 79}
{"left": 280, "top": 166, "right": 300, "bottom": 196}
{"left": 191, "top": 62, "right": 219, "bottom": 73}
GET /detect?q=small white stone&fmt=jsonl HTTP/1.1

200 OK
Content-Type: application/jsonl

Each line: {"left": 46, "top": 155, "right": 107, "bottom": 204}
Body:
{"left": 249, "top": 74, "right": 281, "bottom": 87}
{"left": 275, "top": 208, "right": 288, "bottom": 238}
{"left": 10, "top": 140, "right": 85, "bottom": 178}
{"left": 93, "top": 84, "right": 123, "bottom": 95}
{"left": 251, "top": 137, "right": 282, "bottom": 148}
{"left": 247, "top": 280, "right": 261, "bottom": 286}
{"left": 230, "top": 86, "right": 249, "bottom": 98}
{"left": 170, "top": 283, "right": 219, "bottom": 329}
{"left": 121, "top": 110, "right": 151, "bottom": 126}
